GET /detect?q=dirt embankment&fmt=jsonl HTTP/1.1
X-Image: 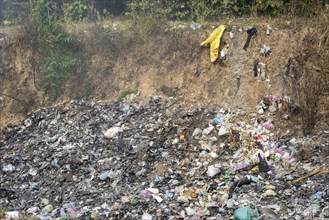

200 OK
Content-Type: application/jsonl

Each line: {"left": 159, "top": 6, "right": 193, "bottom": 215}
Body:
{"left": 0, "top": 19, "right": 328, "bottom": 133}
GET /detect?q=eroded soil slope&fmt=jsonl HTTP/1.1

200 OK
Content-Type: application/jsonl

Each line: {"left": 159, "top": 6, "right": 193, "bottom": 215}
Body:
{"left": 0, "top": 19, "right": 328, "bottom": 132}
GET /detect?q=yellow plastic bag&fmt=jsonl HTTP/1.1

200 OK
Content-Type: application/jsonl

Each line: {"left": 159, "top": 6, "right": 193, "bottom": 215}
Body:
{"left": 201, "top": 25, "right": 227, "bottom": 63}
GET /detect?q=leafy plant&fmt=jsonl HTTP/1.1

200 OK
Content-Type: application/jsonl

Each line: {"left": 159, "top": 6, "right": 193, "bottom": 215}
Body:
{"left": 31, "top": 0, "right": 81, "bottom": 97}
{"left": 63, "top": 0, "right": 89, "bottom": 22}
{"left": 253, "top": 0, "right": 284, "bottom": 15}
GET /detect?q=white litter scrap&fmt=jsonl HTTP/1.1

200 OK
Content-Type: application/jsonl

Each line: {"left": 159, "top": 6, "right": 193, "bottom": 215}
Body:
{"left": 103, "top": 127, "right": 123, "bottom": 139}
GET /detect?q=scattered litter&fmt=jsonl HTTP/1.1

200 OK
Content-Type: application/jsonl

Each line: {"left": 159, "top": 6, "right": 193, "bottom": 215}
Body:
{"left": 220, "top": 44, "right": 229, "bottom": 59}
{"left": 234, "top": 207, "right": 259, "bottom": 220}
{"left": 243, "top": 27, "right": 257, "bottom": 50}
{"left": 260, "top": 45, "right": 271, "bottom": 56}
{"left": 266, "top": 25, "right": 273, "bottom": 35}
{"left": 190, "top": 21, "right": 201, "bottom": 30}
{"left": 0, "top": 97, "right": 327, "bottom": 219}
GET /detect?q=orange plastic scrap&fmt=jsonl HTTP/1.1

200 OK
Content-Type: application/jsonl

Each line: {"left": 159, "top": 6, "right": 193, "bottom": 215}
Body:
{"left": 200, "top": 25, "right": 227, "bottom": 63}
{"left": 291, "top": 166, "right": 326, "bottom": 185}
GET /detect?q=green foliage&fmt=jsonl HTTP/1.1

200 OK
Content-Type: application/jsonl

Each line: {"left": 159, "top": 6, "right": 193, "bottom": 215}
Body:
{"left": 40, "top": 51, "right": 80, "bottom": 92}
{"left": 220, "top": 0, "right": 253, "bottom": 15}
{"left": 127, "top": 0, "right": 190, "bottom": 34}
{"left": 32, "top": 0, "right": 81, "bottom": 96}
{"left": 188, "top": 0, "right": 221, "bottom": 22}
{"left": 63, "top": 0, "right": 89, "bottom": 22}
{"left": 126, "top": 0, "right": 328, "bottom": 21}
{"left": 127, "top": 0, "right": 189, "bottom": 21}
{"left": 253, "top": 0, "right": 284, "bottom": 15}
{"left": 1, "top": 0, "right": 30, "bottom": 25}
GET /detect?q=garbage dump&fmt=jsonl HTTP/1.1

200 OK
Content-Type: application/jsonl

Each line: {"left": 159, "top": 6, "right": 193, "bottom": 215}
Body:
{"left": 0, "top": 96, "right": 328, "bottom": 219}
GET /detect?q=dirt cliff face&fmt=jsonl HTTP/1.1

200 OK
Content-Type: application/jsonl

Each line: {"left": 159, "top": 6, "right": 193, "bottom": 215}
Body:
{"left": 0, "top": 26, "right": 43, "bottom": 126}
{"left": 0, "top": 19, "right": 328, "bottom": 133}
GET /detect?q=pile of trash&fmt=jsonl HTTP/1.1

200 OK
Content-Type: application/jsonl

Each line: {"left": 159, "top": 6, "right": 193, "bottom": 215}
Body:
{"left": 0, "top": 96, "right": 328, "bottom": 219}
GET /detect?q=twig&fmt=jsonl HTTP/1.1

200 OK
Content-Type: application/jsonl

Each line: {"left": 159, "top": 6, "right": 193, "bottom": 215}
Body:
{"left": 0, "top": 92, "right": 28, "bottom": 111}
{"left": 291, "top": 166, "right": 326, "bottom": 185}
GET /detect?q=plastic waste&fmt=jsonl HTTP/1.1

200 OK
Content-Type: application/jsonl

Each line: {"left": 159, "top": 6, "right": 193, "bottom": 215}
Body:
{"left": 263, "top": 121, "right": 272, "bottom": 130}
{"left": 310, "top": 191, "right": 323, "bottom": 202}
{"left": 24, "top": 118, "right": 32, "bottom": 127}
{"left": 258, "top": 62, "right": 266, "bottom": 80}
{"left": 27, "top": 206, "right": 40, "bottom": 214}
{"left": 154, "top": 176, "right": 162, "bottom": 184}
{"left": 212, "top": 114, "right": 223, "bottom": 125}
{"left": 192, "top": 128, "right": 202, "bottom": 137}
{"left": 2, "top": 164, "right": 15, "bottom": 172}
{"left": 99, "top": 171, "right": 111, "bottom": 180}
{"left": 230, "top": 31, "right": 234, "bottom": 38}
{"left": 264, "top": 189, "right": 277, "bottom": 196}
{"left": 103, "top": 127, "right": 123, "bottom": 139}
{"left": 207, "top": 165, "right": 220, "bottom": 177}
{"left": 30, "top": 182, "right": 39, "bottom": 190}
{"left": 220, "top": 45, "right": 229, "bottom": 59}
{"left": 190, "top": 21, "right": 201, "bottom": 30}
{"left": 140, "top": 190, "right": 153, "bottom": 198}
{"left": 203, "top": 124, "right": 215, "bottom": 136}
{"left": 200, "top": 25, "right": 227, "bottom": 63}
{"left": 5, "top": 211, "right": 20, "bottom": 219}
{"left": 186, "top": 207, "right": 196, "bottom": 216}
{"left": 234, "top": 207, "right": 259, "bottom": 220}
{"left": 51, "top": 158, "right": 60, "bottom": 168}
{"left": 260, "top": 45, "right": 271, "bottom": 56}
{"left": 165, "top": 191, "right": 174, "bottom": 199}
{"left": 42, "top": 204, "right": 54, "bottom": 214}
{"left": 259, "top": 207, "right": 280, "bottom": 219}
{"left": 142, "top": 212, "right": 153, "bottom": 220}
{"left": 218, "top": 126, "right": 230, "bottom": 136}
{"left": 266, "top": 25, "right": 272, "bottom": 35}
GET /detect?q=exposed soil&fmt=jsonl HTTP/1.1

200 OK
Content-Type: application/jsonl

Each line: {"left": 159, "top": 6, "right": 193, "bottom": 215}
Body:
{"left": 0, "top": 18, "right": 328, "bottom": 134}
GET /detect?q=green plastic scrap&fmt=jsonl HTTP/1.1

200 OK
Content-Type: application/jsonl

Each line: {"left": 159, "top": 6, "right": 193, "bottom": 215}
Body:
{"left": 234, "top": 207, "right": 259, "bottom": 220}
